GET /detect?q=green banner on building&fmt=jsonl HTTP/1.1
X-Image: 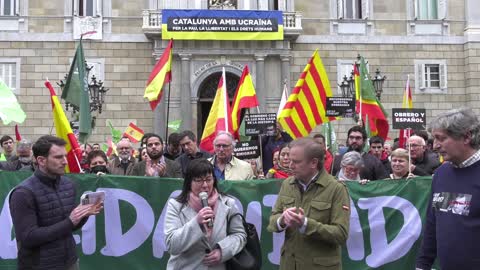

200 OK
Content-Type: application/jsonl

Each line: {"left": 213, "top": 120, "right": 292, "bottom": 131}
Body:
{"left": 0, "top": 172, "right": 433, "bottom": 269}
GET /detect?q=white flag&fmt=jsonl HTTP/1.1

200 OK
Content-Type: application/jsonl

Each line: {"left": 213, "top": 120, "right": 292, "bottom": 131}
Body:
{"left": 277, "top": 82, "right": 289, "bottom": 117}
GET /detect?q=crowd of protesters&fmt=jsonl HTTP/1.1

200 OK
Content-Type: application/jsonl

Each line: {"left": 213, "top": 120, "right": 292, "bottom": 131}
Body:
{"left": 0, "top": 119, "right": 443, "bottom": 181}
{"left": 3, "top": 107, "right": 480, "bottom": 270}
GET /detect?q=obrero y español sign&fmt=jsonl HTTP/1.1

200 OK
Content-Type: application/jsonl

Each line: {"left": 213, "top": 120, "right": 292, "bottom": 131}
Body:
{"left": 161, "top": 9, "right": 284, "bottom": 40}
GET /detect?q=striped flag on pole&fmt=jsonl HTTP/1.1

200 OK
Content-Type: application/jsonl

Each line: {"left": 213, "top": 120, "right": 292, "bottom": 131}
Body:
{"left": 231, "top": 65, "right": 259, "bottom": 138}
{"left": 399, "top": 75, "right": 413, "bottom": 148}
{"left": 199, "top": 68, "right": 233, "bottom": 153}
{"left": 45, "top": 81, "right": 82, "bottom": 173}
{"left": 144, "top": 39, "right": 173, "bottom": 111}
{"left": 277, "top": 50, "right": 337, "bottom": 139}
{"left": 123, "top": 122, "right": 145, "bottom": 143}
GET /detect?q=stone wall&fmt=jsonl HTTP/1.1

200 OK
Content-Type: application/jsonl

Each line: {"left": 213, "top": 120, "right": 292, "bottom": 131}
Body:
{"left": 0, "top": 41, "right": 155, "bottom": 143}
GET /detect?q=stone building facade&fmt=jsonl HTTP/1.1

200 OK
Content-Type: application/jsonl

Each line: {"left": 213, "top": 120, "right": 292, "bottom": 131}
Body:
{"left": 0, "top": 0, "right": 479, "bottom": 143}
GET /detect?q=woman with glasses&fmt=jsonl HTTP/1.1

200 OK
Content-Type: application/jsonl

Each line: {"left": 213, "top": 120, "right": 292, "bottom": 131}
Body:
{"left": 266, "top": 143, "right": 293, "bottom": 179}
{"left": 337, "top": 151, "right": 369, "bottom": 184}
{"left": 164, "top": 158, "right": 246, "bottom": 269}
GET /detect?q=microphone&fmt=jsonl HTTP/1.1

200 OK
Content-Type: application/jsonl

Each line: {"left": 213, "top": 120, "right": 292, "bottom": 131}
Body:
{"left": 199, "top": 192, "right": 213, "bottom": 228}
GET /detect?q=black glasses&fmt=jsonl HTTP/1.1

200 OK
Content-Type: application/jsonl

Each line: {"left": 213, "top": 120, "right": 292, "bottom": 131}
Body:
{"left": 214, "top": 144, "right": 231, "bottom": 149}
{"left": 192, "top": 176, "right": 214, "bottom": 184}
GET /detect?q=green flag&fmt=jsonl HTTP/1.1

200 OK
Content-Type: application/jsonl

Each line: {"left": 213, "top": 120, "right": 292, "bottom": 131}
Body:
{"left": 322, "top": 122, "right": 337, "bottom": 154}
{"left": 167, "top": 119, "right": 182, "bottom": 132}
{"left": 107, "top": 120, "right": 122, "bottom": 143}
{"left": 61, "top": 38, "right": 91, "bottom": 143}
{"left": 238, "top": 117, "right": 251, "bottom": 142}
{"left": 0, "top": 79, "right": 26, "bottom": 125}
{"left": 101, "top": 143, "right": 108, "bottom": 152}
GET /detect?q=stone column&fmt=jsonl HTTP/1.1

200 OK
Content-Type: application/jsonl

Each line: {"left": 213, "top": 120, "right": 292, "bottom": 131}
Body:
{"left": 255, "top": 54, "right": 267, "bottom": 111}
{"left": 179, "top": 53, "right": 192, "bottom": 130}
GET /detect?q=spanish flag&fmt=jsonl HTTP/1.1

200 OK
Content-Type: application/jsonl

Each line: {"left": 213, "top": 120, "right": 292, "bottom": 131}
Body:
{"left": 144, "top": 39, "right": 173, "bottom": 111}
{"left": 278, "top": 50, "right": 337, "bottom": 139}
{"left": 398, "top": 75, "right": 413, "bottom": 148}
{"left": 231, "top": 65, "right": 259, "bottom": 138}
{"left": 355, "top": 56, "right": 389, "bottom": 140}
{"left": 200, "top": 68, "right": 233, "bottom": 153}
{"left": 45, "top": 81, "right": 82, "bottom": 173}
{"left": 123, "top": 122, "right": 144, "bottom": 143}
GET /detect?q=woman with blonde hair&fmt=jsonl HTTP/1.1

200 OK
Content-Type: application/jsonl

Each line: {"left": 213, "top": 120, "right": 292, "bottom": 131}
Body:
{"left": 389, "top": 148, "right": 428, "bottom": 179}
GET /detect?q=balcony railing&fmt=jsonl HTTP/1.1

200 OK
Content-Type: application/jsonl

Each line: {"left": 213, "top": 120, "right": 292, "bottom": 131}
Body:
{"left": 142, "top": 9, "right": 302, "bottom": 39}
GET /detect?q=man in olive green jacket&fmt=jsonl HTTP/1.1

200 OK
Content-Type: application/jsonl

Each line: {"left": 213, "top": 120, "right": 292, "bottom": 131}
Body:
{"left": 268, "top": 138, "right": 350, "bottom": 270}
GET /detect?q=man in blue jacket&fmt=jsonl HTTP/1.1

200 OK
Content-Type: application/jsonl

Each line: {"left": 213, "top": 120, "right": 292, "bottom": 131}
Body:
{"left": 9, "top": 135, "right": 102, "bottom": 270}
{"left": 416, "top": 108, "right": 480, "bottom": 270}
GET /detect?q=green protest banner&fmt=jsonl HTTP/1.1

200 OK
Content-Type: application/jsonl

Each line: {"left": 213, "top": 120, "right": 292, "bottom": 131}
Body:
{"left": 0, "top": 171, "right": 433, "bottom": 269}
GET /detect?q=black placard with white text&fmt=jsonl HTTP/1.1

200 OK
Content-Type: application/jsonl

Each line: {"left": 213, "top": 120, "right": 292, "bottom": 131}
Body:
{"left": 244, "top": 113, "right": 277, "bottom": 136}
{"left": 392, "top": 108, "right": 427, "bottom": 129}
{"left": 326, "top": 97, "right": 355, "bottom": 117}
{"left": 233, "top": 141, "right": 260, "bottom": 160}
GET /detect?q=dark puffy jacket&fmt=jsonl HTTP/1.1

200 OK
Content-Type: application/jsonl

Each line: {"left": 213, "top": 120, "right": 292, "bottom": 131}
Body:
{"left": 332, "top": 151, "right": 389, "bottom": 180}
{"left": 413, "top": 151, "right": 441, "bottom": 175}
{"left": 9, "top": 170, "right": 83, "bottom": 270}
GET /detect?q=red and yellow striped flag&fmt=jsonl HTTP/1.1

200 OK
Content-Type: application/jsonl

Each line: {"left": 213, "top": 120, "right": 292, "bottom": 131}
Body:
{"left": 231, "top": 65, "right": 259, "bottom": 138}
{"left": 45, "top": 81, "right": 82, "bottom": 173}
{"left": 277, "top": 50, "right": 336, "bottom": 139}
{"left": 144, "top": 39, "right": 173, "bottom": 111}
{"left": 200, "top": 68, "right": 233, "bottom": 153}
{"left": 123, "top": 122, "right": 144, "bottom": 143}
{"left": 399, "top": 75, "right": 413, "bottom": 148}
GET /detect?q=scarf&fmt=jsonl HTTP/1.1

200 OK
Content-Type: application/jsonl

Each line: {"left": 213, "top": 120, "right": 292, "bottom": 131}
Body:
{"left": 337, "top": 168, "right": 361, "bottom": 181}
{"left": 188, "top": 189, "right": 219, "bottom": 238}
{"left": 274, "top": 163, "right": 293, "bottom": 178}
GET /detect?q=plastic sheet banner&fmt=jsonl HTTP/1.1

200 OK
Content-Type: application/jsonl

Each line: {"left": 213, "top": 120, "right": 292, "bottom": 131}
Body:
{"left": 0, "top": 171, "right": 436, "bottom": 269}
{"left": 161, "top": 9, "right": 284, "bottom": 40}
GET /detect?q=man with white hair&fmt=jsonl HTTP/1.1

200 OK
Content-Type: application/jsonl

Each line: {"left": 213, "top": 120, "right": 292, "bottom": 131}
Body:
{"left": 416, "top": 108, "right": 480, "bottom": 270}
{"left": 108, "top": 138, "right": 137, "bottom": 175}
{"left": 408, "top": 135, "right": 440, "bottom": 175}
{"left": 0, "top": 139, "right": 34, "bottom": 171}
{"left": 208, "top": 131, "right": 254, "bottom": 180}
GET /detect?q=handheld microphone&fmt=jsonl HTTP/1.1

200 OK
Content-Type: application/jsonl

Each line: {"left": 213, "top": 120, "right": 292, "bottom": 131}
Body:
{"left": 199, "top": 192, "right": 213, "bottom": 228}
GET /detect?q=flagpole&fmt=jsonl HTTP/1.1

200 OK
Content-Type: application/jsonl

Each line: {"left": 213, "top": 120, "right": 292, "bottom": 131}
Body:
{"left": 408, "top": 128, "right": 412, "bottom": 175}
{"left": 222, "top": 67, "right": 229, "bottom": 132}
{"left": 165, "top": 82, "right": 171, "bottom": 141}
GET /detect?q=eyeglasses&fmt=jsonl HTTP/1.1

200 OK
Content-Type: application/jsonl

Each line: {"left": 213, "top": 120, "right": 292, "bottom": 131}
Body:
{"left": 214, "top": 144, "right": 231, "bottom": 149}
{"left": 192, "top": 176, "right": 214, "bottom": 184}
{"left": 408, "top": 144, "right": 424, "bottom": 149}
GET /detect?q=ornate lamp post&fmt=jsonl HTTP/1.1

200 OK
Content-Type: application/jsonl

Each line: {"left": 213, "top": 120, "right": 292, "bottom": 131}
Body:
{"left": 371, "top": 68, "right": 386, "bottom": 100}
{"left": 339, "top": 75, "right": 350, "bottom": 97}
{"left": 58, "top": 64, "right": 108, "bottom": 129}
